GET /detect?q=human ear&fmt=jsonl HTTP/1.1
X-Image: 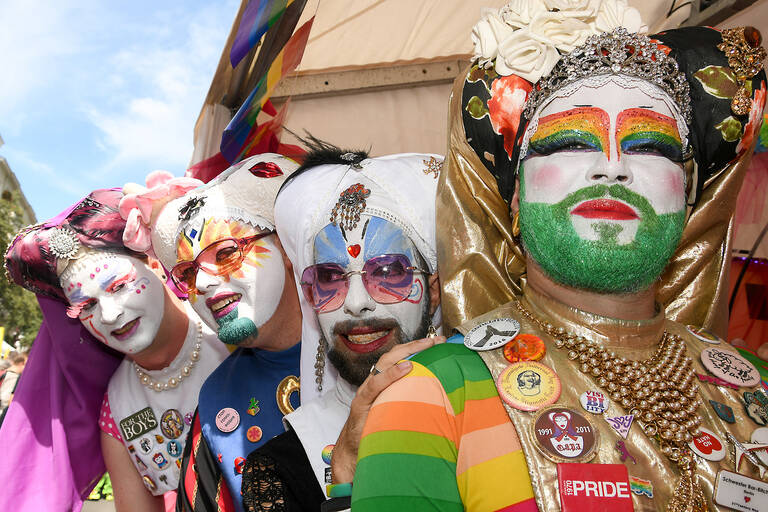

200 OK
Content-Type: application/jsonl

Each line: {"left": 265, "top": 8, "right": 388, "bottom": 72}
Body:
{"left": 428, "top": 272, "right": 441, "bottom": 316}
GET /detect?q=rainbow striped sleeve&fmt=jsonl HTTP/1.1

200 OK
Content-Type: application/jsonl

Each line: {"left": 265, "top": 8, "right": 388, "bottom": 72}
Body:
{"left": 352, "top": 343, "right": 538, "bottom": 511}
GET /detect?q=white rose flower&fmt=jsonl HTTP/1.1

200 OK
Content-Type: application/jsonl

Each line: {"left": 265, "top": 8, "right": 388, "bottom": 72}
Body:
{"left": 472, "top": 8, "right": 517, "bottom": 68}
{"left": 530, "top": 11, "right": 593, "bottom": 52}
{"left": 495, "top": 28, "right": 561, "bottom": 82}
{"left": 543, "top": 0, "right": 601, "bottom": 16}
{"left": 500, "top": 0, "right": 547, "bottom": 30}
{"left": 594, "top": 0, "right": 647, "bottom": 33}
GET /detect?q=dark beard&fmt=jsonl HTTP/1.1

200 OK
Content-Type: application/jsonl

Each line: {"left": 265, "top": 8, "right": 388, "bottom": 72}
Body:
{"left": 323, "top": 305, "right": 432, "bottom": 387}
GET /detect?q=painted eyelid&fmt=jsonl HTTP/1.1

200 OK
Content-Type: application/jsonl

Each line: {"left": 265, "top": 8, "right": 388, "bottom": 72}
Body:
{"left": 528, "top": 131, "right": 603, "bottom": 155}
{"left": 105, "top": 269, "right": 137, "bottom": 293}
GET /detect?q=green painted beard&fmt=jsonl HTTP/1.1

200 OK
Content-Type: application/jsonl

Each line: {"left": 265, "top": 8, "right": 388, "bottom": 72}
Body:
{"left": 519, "top": 181, "right": 685, "bottom": 294}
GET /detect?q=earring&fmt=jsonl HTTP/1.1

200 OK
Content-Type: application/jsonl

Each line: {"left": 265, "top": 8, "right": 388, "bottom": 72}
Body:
{"left": 314, "top": 338, "right": 326, "bottom": 392}
{"left": 512, "top": 211, "right": 521, "bottom": 237}
{"left": 161, "top": 274, "right": 167, "bottom": 280}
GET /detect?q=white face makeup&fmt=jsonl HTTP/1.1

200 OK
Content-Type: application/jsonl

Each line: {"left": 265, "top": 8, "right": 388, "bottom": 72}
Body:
{"left": 522, "top": 80, "right": 686, "bottom": 245}
{"left": 175, "top": 217, "right": 285, "bottom": 345}
{"left": 61, "top": 253, "right": 165, "bottom": 355}
{"left": 311, "top": 215, "right": 430, "bottom": 385}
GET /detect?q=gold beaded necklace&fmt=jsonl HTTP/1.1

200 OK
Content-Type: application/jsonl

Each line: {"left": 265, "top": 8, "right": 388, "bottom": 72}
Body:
{"left": 513, "top": 300, "right": 707, "bottom": 512}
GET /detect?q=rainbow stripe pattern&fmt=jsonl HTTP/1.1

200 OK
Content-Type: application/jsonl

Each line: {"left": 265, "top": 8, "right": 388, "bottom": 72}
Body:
{"left": 221, "top": 18, "right": 313, "bottom": 164}
{"left": 616, "top": 109, "right": 682, "bottom": 162}
{"left": 230, "top": 0, "right": 294, "bottom": 68}
{"left": 528, "top": 107, "right": 610, "bottom": 158}
{"left": 629, "top": 476, "right": 654, "bottom": 498}
{"left": 352, "top": 343, "right": 538, "bottom": 512}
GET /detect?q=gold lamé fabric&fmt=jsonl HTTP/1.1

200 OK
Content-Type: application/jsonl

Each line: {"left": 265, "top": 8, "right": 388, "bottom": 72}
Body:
{"left": 437, "top": 65, "right": 759, "bottom": 336}
{"left": 457, "top": 284, "right": 764, "bottom": 512}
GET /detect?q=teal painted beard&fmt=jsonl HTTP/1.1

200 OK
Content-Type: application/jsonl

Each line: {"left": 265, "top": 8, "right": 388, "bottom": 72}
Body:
{"left": 215, "top": 308, "right": 258, "bottom": 345}
{"left": 519, "top": 181, "right": 685, "bottom": 294}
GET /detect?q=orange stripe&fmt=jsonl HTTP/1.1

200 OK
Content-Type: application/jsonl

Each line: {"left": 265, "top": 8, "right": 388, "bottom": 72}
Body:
{"left": 456, "top": 422, "right": 522, "bottom": 475}
{"left": 374, "top": 374, "right": 454, "bottom": 411}
{"left": 455, "top": 396, "right": 512, "bottom": 433}
{"left": 362, "top": 401, "right": 458, "bottom": 442}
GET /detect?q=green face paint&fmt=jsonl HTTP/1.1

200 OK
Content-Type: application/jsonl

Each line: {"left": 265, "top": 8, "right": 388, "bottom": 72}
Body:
{"left": 519, "top": 176, "right": 685, "bottom": 293}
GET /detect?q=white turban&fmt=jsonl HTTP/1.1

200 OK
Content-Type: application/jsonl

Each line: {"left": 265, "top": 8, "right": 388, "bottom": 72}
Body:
{"left": 274, "top": 153, "right": 443, "bottom": 402}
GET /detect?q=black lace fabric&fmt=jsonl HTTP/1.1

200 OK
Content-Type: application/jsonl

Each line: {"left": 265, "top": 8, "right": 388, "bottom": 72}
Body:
{"left": 241, "top": 453, "right": 287, "bottom": 512}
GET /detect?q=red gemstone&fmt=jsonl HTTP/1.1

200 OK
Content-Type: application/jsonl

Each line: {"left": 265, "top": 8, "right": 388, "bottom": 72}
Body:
{"left": 249, "top": 161, "right": 283, "bottom": 178}
{"left": 347, "top": 244, "right": 361, "bottom": 258}
{"left": 744, "top": 26, "right": 762, "bottom": 48}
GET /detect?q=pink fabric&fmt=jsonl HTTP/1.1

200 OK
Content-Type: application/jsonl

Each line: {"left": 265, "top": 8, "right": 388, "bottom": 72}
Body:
{"left": 98, "top": 392, "right": 123, "bottom": 442}
{"left": 119, "top": 172, "right": 202, "bottom": 254}
{"left": 164, "top": 491, "right": 178, "bottom": 512}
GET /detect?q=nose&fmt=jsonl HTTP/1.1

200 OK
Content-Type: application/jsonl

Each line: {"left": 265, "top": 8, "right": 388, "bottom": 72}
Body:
{"left": 194, "top": 269, "right": 221, "bottom": 294}
{"left": 343, "top": 274, "right": 376, "bottom": 316}
{"left": 587, "top": 157, "right": 633, "bottom": 185}
{"left": 99, "top": 297, "right": 123, "bottom": 325}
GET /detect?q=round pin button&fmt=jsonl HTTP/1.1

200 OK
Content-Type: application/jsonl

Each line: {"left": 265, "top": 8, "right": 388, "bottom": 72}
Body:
{"left": 579, "top": 390, "right": 609, "bottom": 414}
{"left": 531, "top": 406, "right": 598, "bottom": 463}
{"left": 246, "top": 425, "right": 263, "bottom": 443}
{"left": 215, "top": 407, "right": 240, "bottom": 433}
{"left": 464, "top": 318, "right": 520, "bottom": 351}
{"left": 503, "top": 334, "right": 546, "bottom": 363}
{"left": 686, "top": 325, "right": 721, "bottom": 344}
{"left": 496, "top": 361, "right": 561, "bottom": 411}
{"left": 750, "top": 427, "right": 768, "bottom": 466}
{"left": 700, "top": 347, "right": 760, "bottom": 387}
{"left": 688, "top": 427, "right": 726, "bottom": 461}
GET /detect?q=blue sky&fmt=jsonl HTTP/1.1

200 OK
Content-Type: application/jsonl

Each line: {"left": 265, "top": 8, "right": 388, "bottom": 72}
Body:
{"left": 0, "top": 0, "right": 239, "bottom": 220}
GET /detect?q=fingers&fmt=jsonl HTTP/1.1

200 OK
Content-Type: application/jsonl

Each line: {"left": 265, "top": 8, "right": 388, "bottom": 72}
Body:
{"left": 376, "top": 336, "right": 446, "bottom": 370}
{"left": 357, "top": 360, "right": 413, "bottom": 404}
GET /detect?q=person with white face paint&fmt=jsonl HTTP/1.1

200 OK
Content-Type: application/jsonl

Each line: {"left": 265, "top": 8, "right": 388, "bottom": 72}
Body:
{"left": 2, "top": 189, "right": 229, "bottom": 512}
{"left": 121, "top": 154, "right": 304, "bottom": 512}
{"left": 353, "top": 12, "right": 768, "bottom": 512}
{"left": 238, "top": 144, "right": 445, "bottom": 511}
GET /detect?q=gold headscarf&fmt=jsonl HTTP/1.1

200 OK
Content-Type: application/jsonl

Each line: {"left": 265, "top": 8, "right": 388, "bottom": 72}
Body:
{"left": 438, "top": 26, "right": 767, "bottom": 335}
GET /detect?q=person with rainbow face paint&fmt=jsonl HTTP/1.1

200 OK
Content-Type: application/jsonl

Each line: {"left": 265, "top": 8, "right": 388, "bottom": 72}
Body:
{"left": 121, "top": 154, "right": 303, "bottom": 512}
{"left": 352, "top": 5, "right": 768, "bottom": 511}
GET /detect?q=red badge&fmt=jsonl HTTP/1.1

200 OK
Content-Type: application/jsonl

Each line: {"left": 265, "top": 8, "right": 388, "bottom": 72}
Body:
{"left": 558, "top": 463, "right": 633, "bottom": 512}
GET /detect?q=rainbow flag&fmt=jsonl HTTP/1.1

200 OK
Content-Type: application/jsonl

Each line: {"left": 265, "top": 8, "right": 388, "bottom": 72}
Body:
{"left": 230, "top": 0, "right": 294, "bottom": 68}
{"left": 221, "top": 17, "right": 313, "bottom": 163}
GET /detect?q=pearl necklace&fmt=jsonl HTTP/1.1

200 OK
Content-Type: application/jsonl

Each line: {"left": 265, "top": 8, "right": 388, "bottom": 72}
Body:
{"left": 513, "top": 300, "right": 707, "bottom": 512}
{"left": 133, "top": 321, "right": 202, "bottom": 392}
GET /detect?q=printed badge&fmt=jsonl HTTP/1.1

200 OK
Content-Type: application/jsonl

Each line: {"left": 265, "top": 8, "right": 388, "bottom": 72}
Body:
{"left": 166, "top": 440, "right": 182, "bottom": 458}
{"left": 152, "top": 452, "right": 168, "bottom": 470}
{"left": 605, "top": 415, "right": 634, "bottom": 439}
{"left": 714, "top": 470, "right": 768, "bottom": 511}
{"left": 215, "top": 407, "right": 240, "bottom": 433}
{"left": 688, "top": 428, "right": 726, "bottom": 462}
{"left": 496, "top": 361, "right": 561, "bottom": 411}
{"left": 580, "top": 390, "right": 609, "bottom": 414}
{"left": 246, "top": 426, "right": 263, "bottom": 443}
{"left": 557, "top": 463, "right": 633, "bottom": 512}
{"left": 744, "top": 391, "right": 768, "bottom": 426}
{"left": 686, "top": 325, "right": 722, "bottom": 344}
{"left": 701, "top": 347, "right": 760, "bottom": 388}
{"left": 532, "top": 406, "right": 598, "bottom": 463}
{"left": 709, "top": 399, "right": 736, "bottom": 423}
{"left": 160, "top": 409, "right": 184, "bottom": 439}
{"left": 137, "top": 436, "right": 153, "bottom": 454}
{"left": 119, "top": 407, "right": 158, "bottom": 442}
{"left": 502, "top": 334, "right": 546, "bottom": 363}
{"left": 629, "top": 476, "right": 654, "bottom": 498}
{"left": 464, "top": 318, "right": 520, "bottom": 351}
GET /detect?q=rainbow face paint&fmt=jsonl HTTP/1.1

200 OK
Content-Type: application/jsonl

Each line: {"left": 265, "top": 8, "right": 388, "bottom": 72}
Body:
{"left": 175, "top": 217, "right": 285, "bottom": 346}
{"left": 519, "top": 80, "right": 687, "bottom": 293}
{"left": 527, "top": 107, "right": 610, "bottom": 159}
{"left": 616, "top": 108, "right": 683, "bottom": 163}
{"left": 61, "top": 254, "right": 165, "bottom": 354}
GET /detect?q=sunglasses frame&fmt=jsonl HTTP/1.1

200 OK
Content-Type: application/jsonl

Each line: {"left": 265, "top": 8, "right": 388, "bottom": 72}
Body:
{"left": 170, "top": 231, "right": 274, "bottom": 293}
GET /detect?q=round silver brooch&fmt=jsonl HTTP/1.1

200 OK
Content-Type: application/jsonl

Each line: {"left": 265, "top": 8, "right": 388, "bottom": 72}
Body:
{"left": 48, "top": 228, "right": 80, "bottom": 260}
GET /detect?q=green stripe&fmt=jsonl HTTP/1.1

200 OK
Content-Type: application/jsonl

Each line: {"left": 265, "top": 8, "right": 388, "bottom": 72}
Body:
{"left": 445, "top": 377, "right": 498, "bottom": 415}
{"left": 352, "top": 495, "right": 464, "bottom": 512}
{"left": 358, "top": 430, "right": 457, "bottom": 461}
{"left": 353, "top": 453, "right": 460, "bottom": 504}
{"left": 411, "top": 342, "right": 469, "bottom": 366}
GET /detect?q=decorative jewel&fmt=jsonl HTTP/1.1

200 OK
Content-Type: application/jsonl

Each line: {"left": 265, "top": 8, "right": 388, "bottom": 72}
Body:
{"left": 247, "top": 398, "right": 260, "bottom": 416}
{"left": 48, "top": 227, "right": 80, "bottom": 260}
{"left": 709, "top": 399, "right": 735, "bottom": 423}
{"left": 524, "top": 28, "right": 692, "bottom": 124}
{"left": 531, "top": 406, "right": 598, "bottom": 463}
{"left": 422, "top": 157, "right": 442, "bottom": 179}
{"left": 347, "top": 244, "right": 361, "bottom": 258}
{"left": 177, "top": 196, "right": 205, "bottom": 221}
{"left": 717, "top": 27, "right": 767, "bottom": 115}
{"left": 513, "top": 300, "right": 707, "bottom": 512}
{"left": 133, "top": 321, "right": 203, "bottom": 392}
{"left": 329, "top": 184, "right": 370, "bottom": 230}
{"left": 315, "top": 337, "right": 326, "bottom": 392}
{"left": 606, "top": 414, "right": 634, "bottom": 439}
{"left": 630, "top": 476, "right": 654, "bottom": 498}
{"left": 340, "top": 152, "right": 364, "bottom": 169}
{"left": 276, "top": 374, "right": 300, "bottom": 415}
{"left": 726, "top": 432, "right": 768, "bottom": 478}
{"left": 615, "top": 439, "right": 636, "bottom": 464}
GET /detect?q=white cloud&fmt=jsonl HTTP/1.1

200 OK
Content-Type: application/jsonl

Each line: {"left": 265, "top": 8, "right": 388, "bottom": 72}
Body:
{"left": 4, "top": 146, "right": 86, "bottom": 197}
